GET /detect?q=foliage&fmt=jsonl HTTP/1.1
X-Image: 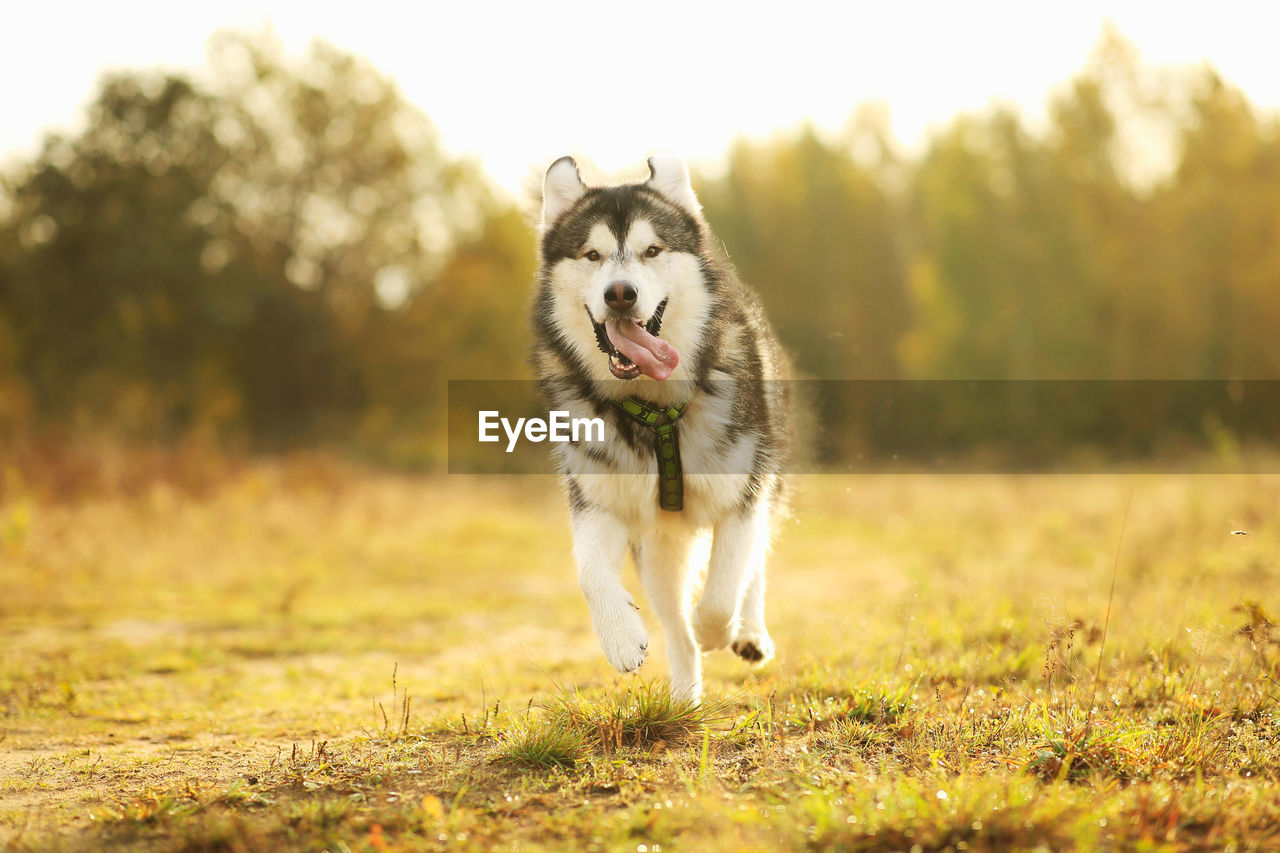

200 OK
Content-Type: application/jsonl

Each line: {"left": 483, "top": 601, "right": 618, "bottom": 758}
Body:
{"left": 0, "top": 32, "right": 532, "bottom": 450}
{"left": 700, "top": 118, "right": 910, "bottom": 381}
{"left": 2, "top": 29, "right": 1280, "bottom": 462}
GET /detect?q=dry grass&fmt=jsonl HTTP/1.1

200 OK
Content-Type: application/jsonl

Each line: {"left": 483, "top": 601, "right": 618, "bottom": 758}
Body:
{"left": 2, "top": 459, "right": 1280, "bottom": 850}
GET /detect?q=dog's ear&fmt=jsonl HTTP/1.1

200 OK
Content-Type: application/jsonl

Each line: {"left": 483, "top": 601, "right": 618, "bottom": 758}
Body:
{"left": 542, "top": 156, "right": 587, "bottom": 229}
{"left": 646, "top": 154, "right": 701, "bottom": 214}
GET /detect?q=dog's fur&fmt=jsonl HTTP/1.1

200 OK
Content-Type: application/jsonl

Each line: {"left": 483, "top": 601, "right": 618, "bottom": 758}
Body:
{"left": 532, "top": 155, "right": 790, "bottom": 702}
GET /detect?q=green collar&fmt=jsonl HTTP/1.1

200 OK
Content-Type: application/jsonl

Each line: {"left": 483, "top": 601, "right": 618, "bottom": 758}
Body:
{"left": 612, "top": 397, "right": 688, "bottom": 511}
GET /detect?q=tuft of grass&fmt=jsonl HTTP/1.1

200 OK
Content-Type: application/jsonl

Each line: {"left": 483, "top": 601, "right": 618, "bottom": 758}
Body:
{"left": 1026, "top": 725, "right": 1140, "bottom": 783}
{"left": 492, "top": 721, "right": 588, "bottom": 770}
{"left": 844, "top": 683, "right": 913, "bottom": 724}
{"left": 549, "top": 683, "right": 732, "bottom": 753}
{"left": 785, "top": 682, "right": 915, "bottom": 734}
{"left": 495, "top": 683, "right": 731, "bottom": 770}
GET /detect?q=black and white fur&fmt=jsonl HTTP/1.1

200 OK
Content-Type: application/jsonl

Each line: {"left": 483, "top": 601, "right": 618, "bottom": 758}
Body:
{"left": 533, "top": 155, "right": 790, "bottom": 702}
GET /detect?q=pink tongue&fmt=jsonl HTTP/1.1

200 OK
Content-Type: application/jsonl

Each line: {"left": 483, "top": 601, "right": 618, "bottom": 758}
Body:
{"left": 605, "top": 319, "right": 680, "bottom": 380}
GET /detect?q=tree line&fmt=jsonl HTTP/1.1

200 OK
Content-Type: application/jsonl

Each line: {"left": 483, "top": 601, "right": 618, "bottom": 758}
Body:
{"left": 1, "top": 31, "right": 1277, "bottom": 466}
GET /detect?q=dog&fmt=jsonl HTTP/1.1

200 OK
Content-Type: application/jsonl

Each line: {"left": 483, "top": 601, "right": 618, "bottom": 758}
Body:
{"left": 532, "top": 154, "right": 790, "bottom": 702}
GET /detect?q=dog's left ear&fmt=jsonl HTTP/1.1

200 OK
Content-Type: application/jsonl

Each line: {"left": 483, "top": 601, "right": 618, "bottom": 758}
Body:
{"left": 646, "top": 154, "right": 701, "bottom": 214}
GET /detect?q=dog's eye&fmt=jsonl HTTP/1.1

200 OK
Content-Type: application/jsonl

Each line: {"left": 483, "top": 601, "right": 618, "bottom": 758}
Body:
{"left": 645, "top": 245, "right": 663, "bottom": 258}
{"left": 584, "top": 250, "right": 601, "bottom": 262}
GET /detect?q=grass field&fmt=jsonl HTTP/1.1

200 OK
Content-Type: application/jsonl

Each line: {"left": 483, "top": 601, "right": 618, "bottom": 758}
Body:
{"left": 2, "top": 461, "right": 1280, "bottom": 851}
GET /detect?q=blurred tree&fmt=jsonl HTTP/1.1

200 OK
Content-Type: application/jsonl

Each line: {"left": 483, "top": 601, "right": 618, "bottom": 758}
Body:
{"left": 351, "top": 203, "right": 535, "bottom": 464}
{"left": 905, "top": 101, "right": 1125, "bottom": 380}
{"left": 700, "top": 125, "right": 910, "bottom": 380}
{"left": 903, "top": 28, "right": 1280, "bottom": 386}
{"left": 0, "top": 32, "right": 528, "bottom": 446}
{"left": 0, "top": 73, "right": 259, "bottom": 435}
{"left": 1163, "top": 70, "right": 1280, "bottom": 377}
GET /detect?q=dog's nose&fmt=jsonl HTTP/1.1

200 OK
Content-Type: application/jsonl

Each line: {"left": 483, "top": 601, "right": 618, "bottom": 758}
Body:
{"left": 604, "top": 280, "right": 637, "bottom": 310}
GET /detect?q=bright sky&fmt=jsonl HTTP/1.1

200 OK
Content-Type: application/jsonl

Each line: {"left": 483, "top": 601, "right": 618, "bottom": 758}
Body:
{"left": 5, "top": 2, "right": 1280, "bottom": 195}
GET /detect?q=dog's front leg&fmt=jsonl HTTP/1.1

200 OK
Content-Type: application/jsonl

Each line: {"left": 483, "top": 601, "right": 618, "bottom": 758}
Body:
{"left": 635, "top": 531, "right": 702, "bottom": 703}
{"left": 573, "top": 509, "right": 648, "bottom": 673}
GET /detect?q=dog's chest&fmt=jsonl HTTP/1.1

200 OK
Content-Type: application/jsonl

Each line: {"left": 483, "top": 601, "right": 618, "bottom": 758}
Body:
{"left": 567, "top": 394, "right": 760, "bottom": 527}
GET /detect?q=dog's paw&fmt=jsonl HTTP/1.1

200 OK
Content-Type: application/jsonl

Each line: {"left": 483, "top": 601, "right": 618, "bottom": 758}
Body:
{"left": 593, "top": 599, "right": 649, "bottom": 674}
{"left": 692, "top": 606, "right": 734, "bottom": 652}
{"left": 730, "top": 629, "right": 774, "bottom": 665}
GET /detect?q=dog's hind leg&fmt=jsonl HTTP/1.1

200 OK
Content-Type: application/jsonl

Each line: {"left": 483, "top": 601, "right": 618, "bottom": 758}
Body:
{"left": 572, "top": 509, "right": 649, "bottom": 674}
{"left": 730, "top": 550, "right": 774, "bottom": 665}
{"left": 692, "top": 497, "right": 771, "bottom": 653}
{"left": 635, "top": 527, "right": 705, "bottom": 703}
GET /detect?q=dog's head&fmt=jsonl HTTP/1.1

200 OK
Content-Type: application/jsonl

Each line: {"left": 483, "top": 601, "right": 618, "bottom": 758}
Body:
{"left": 538, "top": 155, "right": 710, "bottom": 382}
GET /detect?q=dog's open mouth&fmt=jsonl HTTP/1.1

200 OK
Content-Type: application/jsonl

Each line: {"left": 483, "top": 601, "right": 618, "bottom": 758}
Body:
{"left": 590, "top": 298, "right": 679, "bottom": 380}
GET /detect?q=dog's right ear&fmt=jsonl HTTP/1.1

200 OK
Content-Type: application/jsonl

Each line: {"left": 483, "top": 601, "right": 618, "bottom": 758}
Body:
{"left": 541, "top": 156, "right": 587, "bottom": 230}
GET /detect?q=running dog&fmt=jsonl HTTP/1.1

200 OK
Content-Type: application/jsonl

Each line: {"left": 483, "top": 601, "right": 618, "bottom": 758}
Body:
{"left": 532, "top": 155, "right": 790, "bottom": 702}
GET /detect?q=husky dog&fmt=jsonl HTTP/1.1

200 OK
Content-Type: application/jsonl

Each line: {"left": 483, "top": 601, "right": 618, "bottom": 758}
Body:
{"left": 533, "top": 155, "right": 790, "bottom": 702}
